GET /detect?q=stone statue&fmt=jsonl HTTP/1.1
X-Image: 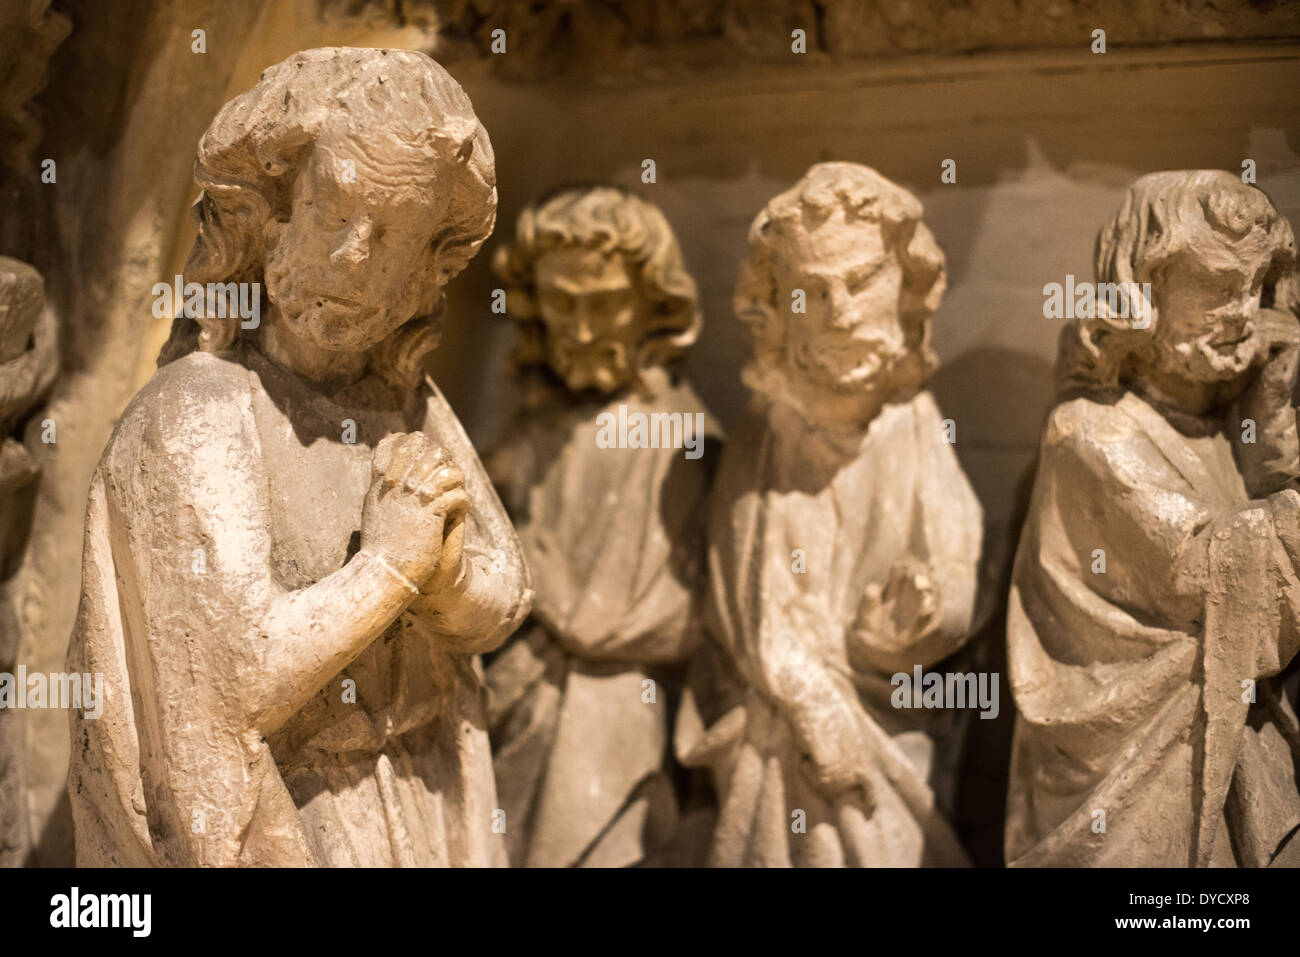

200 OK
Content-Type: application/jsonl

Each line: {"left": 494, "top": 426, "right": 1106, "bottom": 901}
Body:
{"left": 0, "top": 256, "right": 57, "bottom": 866}
{"left": 65, "top": 48, "right": 531, "bottom": 867}
{"left": 1006, "top": 170, "right": 1300, "bottom": 867}
{"left": 677, "top": 162, "right": 983, "bottom": 866}
{"left": 483, "top": 185, "right": 718, "bottom": 867}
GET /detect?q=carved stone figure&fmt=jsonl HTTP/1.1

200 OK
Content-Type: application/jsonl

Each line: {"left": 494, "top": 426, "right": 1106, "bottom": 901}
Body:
{"left": 1006, "top": 170, "right": 1300, "bottom": 867}
{"left": 65, "top": 48, "right": 530, "bottom": 867}
{"left": 678, "top": 162, "right": 983, "bottom": 866}
{"left": 0, "top": 256, "right": 57, "bottom": 866}
{"left": 483, "top": 186, "right": 717, "bottom": 867}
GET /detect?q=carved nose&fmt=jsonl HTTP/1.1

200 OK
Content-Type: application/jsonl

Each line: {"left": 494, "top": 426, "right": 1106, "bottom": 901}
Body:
{"left": 572, "top": 305, "right": 596, "bottom": 344}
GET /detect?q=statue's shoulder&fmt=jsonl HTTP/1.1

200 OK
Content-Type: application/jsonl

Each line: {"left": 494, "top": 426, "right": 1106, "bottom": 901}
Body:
{"left": 111, "top": 351, "right": 256, "bottom": 459}
{"left": 148, "top": 349, "right": 251, "bottom": 395}
{"left": 1041, "top": 393, "right": 1158, "bottom": 478}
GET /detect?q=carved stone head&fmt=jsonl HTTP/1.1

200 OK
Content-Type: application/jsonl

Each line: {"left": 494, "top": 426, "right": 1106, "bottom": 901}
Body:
{"left": 160, "top": 47, "right": 497, "bottom": 388}
{"left": 1060, "top": 170, "right": 1297, "bottom": 398}
{"left": 735, "top": 162, "right": 946, "bottom": 412}
{"left": 492, "top": 185, "right": 700, "bottom": 395}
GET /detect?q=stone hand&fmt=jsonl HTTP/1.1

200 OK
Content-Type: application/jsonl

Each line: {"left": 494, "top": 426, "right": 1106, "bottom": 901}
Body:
{"left": 848, "top": 563, "right": 939, "bottom": 664}
{"left": 361, "top": 431, "right": 469, "bottom": 586}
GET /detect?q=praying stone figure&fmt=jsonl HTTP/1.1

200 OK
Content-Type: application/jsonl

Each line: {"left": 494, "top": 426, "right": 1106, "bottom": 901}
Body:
{"left": 1006, "top": 170, "right": 1300, "bottom": 868}
{"left": 65, "top": 48, "right": 531, "bottom": 867}
{"left": 0, "top": 256, "right": 57, "bottom": 866}
{"left": 677, "top": 162, "right": 983, "bottom": 866}
{"left": 483, "top": 186, "right": 718, "bottom": 867}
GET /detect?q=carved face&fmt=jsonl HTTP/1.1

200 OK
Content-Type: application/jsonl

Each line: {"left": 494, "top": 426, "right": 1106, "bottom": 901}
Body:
{"left": 533, "top": 245, "right": 644, "bottom": 393}
{"left": 263, "top": 133, "right": 444, "bottom": 352}
{"left": 772, "top": 208, "right": 906, "bottom": 389}
{"left": 1149, "top": 243, "right": 1270, "bottom": 384}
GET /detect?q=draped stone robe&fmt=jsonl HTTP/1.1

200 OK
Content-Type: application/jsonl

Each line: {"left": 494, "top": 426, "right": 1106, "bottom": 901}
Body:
{"left": 1006, "top": 388, "right": 1300, "bottom": 867}
{"left": 67, "top": 344, "right": 529, "bottom": 867}
{"left": 484, "top": 368, "right": 716, "bottom": 867}
{"left": 679, "top": 388, "right": 983, "bottom": 867}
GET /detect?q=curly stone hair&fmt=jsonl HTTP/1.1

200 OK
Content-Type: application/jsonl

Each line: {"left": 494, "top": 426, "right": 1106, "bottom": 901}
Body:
{"left": 1057, "top": 170, "right": 1297, "bottom": 399}
{"left": 733, "top": 162, "right": 947, "bottom": 398}
{"left": 491, "top": 184, "right": 700, "bottom": 391}
{"left": 157, "top": 47, "right": 497, "bottom": 390}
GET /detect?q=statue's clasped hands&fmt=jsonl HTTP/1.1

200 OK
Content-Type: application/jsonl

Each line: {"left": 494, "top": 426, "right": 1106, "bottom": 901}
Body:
{"left": 360, "top": 431, "right": 470, "bottom": 594}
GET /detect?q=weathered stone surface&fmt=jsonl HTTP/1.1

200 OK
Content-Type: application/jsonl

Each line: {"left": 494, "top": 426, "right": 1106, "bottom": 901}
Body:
{"left": 0, "top": 255, "right": 56, "bottom": 867}
{"left": 1007, "top": 170, "right": 1300, "bottom": 867}
{"left": 680, "top": 163, "right": 985, "bottom": 866}
{"left": 65, "top": 47, "right": 531, "bottom": 867}
{"left": 483, "top": 186, "right": 717, "bottom": 866}
{"left": 14, "top": 0, "right": 445, "bottom": 868}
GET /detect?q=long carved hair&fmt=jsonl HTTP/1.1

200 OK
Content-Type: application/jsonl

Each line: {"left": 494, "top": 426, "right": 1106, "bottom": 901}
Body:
{"left": 1057, "top": 170, "right": 1297, "bottom": 399}
{"left": 157, "top": 47, "right": 497, "bottom": 390}
{"left": 491, "top": 184, "right": 700, "bottom": 396}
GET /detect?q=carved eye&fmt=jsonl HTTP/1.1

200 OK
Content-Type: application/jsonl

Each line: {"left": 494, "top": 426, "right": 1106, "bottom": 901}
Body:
{"left": 590, "top": 288, "right": 633, "bottom": 315}
{"left": 847, "top": 261, "right": 883, "bottom": 294}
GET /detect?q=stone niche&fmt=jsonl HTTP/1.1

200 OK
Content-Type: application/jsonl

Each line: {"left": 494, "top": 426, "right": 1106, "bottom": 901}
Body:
{"left": 1, "top": 0, "right": 1298, "bottom": 866}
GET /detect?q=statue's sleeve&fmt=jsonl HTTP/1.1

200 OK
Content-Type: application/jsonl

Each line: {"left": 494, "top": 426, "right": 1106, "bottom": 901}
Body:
{"left": 846, "top": 392, "right": 983, "bottom": 673}
{"left": 1007, "top": 396, "right": 1300, "bottom": 865}
{"left": 72, "top": 357, "right": 312, "bottom": 866}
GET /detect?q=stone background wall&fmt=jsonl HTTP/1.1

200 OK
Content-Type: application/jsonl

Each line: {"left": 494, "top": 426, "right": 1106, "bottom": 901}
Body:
{"left": 2, "top": 0, "right": 1298, "bottom": 865}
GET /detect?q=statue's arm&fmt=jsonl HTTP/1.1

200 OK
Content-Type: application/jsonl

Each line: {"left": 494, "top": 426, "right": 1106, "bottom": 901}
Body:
{"left": 846, "top": 403, "right": 983, "bottom": 674}
{"left": 119, "top": 365, "right": 435, "bottom": 739}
